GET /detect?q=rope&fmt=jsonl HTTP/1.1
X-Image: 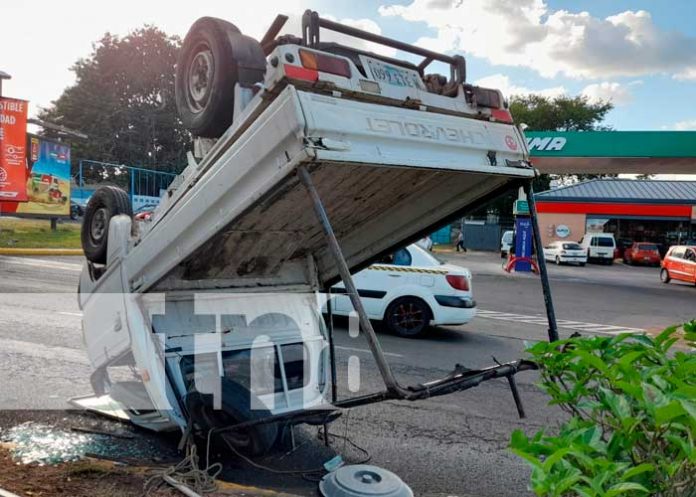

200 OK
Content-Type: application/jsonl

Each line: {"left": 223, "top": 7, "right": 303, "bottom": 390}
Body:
{"left": 143, "top": 414, "right": 371, "bottom": 494}
{"left": 143, "top": 441, "right": 222, "bottom": 496}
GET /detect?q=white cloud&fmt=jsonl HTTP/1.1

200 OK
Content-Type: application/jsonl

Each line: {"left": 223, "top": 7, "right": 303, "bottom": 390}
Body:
{"left": 474, "top": 74, "right": 565, "bottom": 99}
{"left": 666, "top": 119, "right": 696, "bottom": 131}
{"left": 308, "top": 16, "right": 398, "bottom": 57}
{"left": 581, "top": 82, "right": 632, "bottom": 105}
{"left": 674, "top": 68, "right": 696, "bottom": 81}
{"left": 0, "top": 1, "right": 391, "bottom": 116}
{"left": 379, "top": 0, "right": 696, "bottom": 79}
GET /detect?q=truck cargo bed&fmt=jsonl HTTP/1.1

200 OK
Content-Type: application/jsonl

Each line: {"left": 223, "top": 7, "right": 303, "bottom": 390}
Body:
{"left": 126, "top": 86, "right": 534, "bottom": 292}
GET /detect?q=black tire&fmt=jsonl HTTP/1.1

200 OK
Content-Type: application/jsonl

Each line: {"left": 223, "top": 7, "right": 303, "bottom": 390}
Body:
{"left": 81, "top": 186, "right": 132, "bottom": 264}
{"left": 579, "top": 262, "right": 586, "bottom": 267}
{"left": 660, "top": 268, "right": 671, "bottom": 284}
{"left": 175, "top": 17, "right": 266, "bottom": 138}
{"left": 384, "top": 297, "right": 431, "bottom": 338}
{"left": 186, "top": 378, "right": 278, "bottom": 456}
{"left": 555, "top": 256, "right": 561, "bottom": 266}
{"left": 500, "top": 251, "right": 506, "bottom": 258}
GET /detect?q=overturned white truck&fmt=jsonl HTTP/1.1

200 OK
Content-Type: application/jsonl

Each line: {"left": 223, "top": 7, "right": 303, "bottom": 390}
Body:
{"left": 77, "top": 12, "right": 554, "bottom": 455}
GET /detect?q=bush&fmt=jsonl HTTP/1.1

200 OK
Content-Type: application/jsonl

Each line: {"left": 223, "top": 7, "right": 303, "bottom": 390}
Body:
{"left": 510, "top": 323, "right": 696, "bottom": 497}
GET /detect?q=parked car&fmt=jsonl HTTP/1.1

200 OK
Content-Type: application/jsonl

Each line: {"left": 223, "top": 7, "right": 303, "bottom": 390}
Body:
{"left": 579, "top": 233, "right": 616, "bottom": 265}
{"left": 133, "top": 203, "right": 160, "bottom": 221}
{"left": 500, "top": 230, "right": 514, "bottom": 258}
{"left": 660, "top": 245, "right": 696, "bottom": 285}
{"left": 543, "top": 241, "right": 587, "bottom": 266}
{"left": 70, "top": 201, "right": 84, "bottom": 220}
{"left": 623, "top": 242, "right": 661, "bottom": 266}
{"left": 330, "top": 244, "right": 476, "bottom": 337}
{"left": 616, "top": 237, "right": 633, "bottom": 259}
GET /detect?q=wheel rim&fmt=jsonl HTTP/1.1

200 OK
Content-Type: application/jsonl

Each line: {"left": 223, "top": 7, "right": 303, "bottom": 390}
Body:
{"left": 661, "top": 269, "right": 668, "bottom": 282}
{"left": 556, "top": 256, "right": 560, "bottom": 265}
{"left": 187, "top": 43, "right": 214, "bottom": 113}
{"left": 90, "top": 207, "right": 108, "bottom": 243}
{"left": 391, "top": 302, "right": 425, "bottom": 334}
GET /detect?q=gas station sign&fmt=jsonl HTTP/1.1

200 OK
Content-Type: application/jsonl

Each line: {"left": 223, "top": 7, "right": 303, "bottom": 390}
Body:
{"left": 0, "top": 97, "right": 29, "bottom": 201}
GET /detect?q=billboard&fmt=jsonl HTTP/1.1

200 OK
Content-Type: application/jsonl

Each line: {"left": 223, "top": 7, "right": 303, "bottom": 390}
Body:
{"left": 0, "top": 97, "right": 29, "bottom": 201}
{"left": 0, "top": 135, "right": 71, "bottom": 217}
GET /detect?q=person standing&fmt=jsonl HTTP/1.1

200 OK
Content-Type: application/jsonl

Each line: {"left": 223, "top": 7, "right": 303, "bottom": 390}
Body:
{"left": 456, "top": 231, "right": 467, "bottom": 252}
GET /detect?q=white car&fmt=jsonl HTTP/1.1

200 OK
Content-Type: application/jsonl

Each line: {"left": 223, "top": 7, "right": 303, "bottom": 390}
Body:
{"left": 501, "top": 230, "right": 514, "bottom": 258}
{"left": 579, "top": 233, "right": 617, "bottom": 265}
{"left": 330, "top": 244, "right": 476, "bottom": 337}
{"left": 543, "top": 241, "right": 587, "bottom": 266}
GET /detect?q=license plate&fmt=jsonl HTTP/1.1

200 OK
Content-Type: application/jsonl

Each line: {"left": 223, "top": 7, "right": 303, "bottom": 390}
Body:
{"left": 363, "top": 57, "right": 425, "bottom": 90}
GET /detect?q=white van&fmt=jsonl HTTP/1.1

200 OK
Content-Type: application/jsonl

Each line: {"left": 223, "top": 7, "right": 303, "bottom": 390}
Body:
{"left": 579, "top": 233, "right": 616, "bottom": 264}
{"left": 500, "top": 230, "right": 514, "bottom": 258}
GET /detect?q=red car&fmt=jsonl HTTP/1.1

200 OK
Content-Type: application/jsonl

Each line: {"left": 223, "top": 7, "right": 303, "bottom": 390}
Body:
{"left": 660, "top": 246, "right": 696, "bottom": 285}
{"left": 624, "top": 242, "right": 661, "bottom": 266}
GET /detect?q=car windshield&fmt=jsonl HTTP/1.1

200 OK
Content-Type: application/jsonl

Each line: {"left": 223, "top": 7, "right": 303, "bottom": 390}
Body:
{"left": 637, "top": 244, "right": 658, "bottom": 251}
{"left": 563, "top": 243, "right": 582, "bottom": 250}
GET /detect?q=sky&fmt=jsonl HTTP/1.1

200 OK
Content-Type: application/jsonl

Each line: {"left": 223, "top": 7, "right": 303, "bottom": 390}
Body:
{"left": 1, "top": 0, "right": 695, "bottom": 132}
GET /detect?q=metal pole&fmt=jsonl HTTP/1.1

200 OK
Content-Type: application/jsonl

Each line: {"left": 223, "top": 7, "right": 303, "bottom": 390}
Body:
{"left": 325, "top": 289, "right": 338, "bottom": 403}
{"left": 130, "top": 169, "right": 135, "bottom": 210}
{"left": 524, "top": 181, "right": 559, "bottom": 342}
{"left": 298, "top": 166, "right": 406, "bottom": 395}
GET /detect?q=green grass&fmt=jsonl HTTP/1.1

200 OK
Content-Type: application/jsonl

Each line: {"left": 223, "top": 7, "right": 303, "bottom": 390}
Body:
{"left": 0, "top": 218, "right": 81, "bottom": 248}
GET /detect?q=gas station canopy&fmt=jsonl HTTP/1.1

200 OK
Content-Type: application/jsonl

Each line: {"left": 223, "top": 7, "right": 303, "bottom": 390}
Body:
{"left": 526, "top": 131, "right": 696, "bottom": 175}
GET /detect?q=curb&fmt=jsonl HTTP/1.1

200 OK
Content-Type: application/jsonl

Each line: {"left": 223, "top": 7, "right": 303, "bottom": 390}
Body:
{"left": 0, "top": 248, "right": 83, "bottom": 256}
{"left": 218, "top": 480, "right": 302, "bottom": 496}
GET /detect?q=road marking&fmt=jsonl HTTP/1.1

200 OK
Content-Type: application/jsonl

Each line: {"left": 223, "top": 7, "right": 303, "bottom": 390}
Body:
{"left": 334, "top": 345, "right": 404, "bottom": 358}
{"left": 0, "top": 256, "right": 82, "bottom": 272}
{"left": 476, "top": 309, "right": 645, "bottom": 336}
{"left": 58, "top": 311, "right": 83, "bottom": 317}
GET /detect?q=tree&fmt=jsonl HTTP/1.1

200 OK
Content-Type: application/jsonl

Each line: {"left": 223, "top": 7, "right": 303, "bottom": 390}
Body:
{"left": 510, "top": 94, "right": 613, "bottom": 132}
{"left": 39, "top": 26, "right": 190, "bottom": 178}
{"left": 476, "top": 94, "right": 614, "bottom": 218}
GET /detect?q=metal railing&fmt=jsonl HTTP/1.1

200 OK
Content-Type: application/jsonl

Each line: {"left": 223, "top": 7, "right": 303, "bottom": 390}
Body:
{"left": 74, "top": 160, "right": 177, "bottom": 211}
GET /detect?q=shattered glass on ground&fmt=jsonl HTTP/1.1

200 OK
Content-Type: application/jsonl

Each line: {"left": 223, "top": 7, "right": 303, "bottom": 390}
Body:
{"left": 0, "top": 422, "right": 157, "bottom": 465}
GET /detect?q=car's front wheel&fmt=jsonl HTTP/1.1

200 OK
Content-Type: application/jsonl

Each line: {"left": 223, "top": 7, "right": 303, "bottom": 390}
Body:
{"left": 81, "top": 186, "right": 132, "bottom": 264}
{"left": 660, "top": 268, "right": 671, "bottom": 284}
{"left": 555, "top": 256, "right": 561, "bottom": 265}
{"left": 384, "top": 297, "right": 431, "bottom": 338}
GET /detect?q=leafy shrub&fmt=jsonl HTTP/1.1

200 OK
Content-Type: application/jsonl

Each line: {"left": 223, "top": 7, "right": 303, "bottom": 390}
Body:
{"left": 510, "top": 322, "right": 696, "bottom": 497}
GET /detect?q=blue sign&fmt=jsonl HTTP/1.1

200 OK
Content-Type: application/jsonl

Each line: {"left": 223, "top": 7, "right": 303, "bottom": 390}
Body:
{"left": 514, "top": 216, "right": 533, "bottom": 272}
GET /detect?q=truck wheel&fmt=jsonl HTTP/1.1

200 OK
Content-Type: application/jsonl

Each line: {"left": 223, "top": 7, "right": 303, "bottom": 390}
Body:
{"left": 175, "top": 17, "right": 266, "bottom": 138}
{"left": 187, "top": 379, "right": 278, "bottom": 456}
{"left": 81, "top": 186, "right": 132, "bottom": 264}
{"left": 384, "top": 297, "right": 431, "bottom": 338}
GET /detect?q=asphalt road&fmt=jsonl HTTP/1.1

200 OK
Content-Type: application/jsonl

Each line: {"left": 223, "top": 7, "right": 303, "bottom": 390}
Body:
{"left": 0, "top": 253, "right": 693, "bottom": 496}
